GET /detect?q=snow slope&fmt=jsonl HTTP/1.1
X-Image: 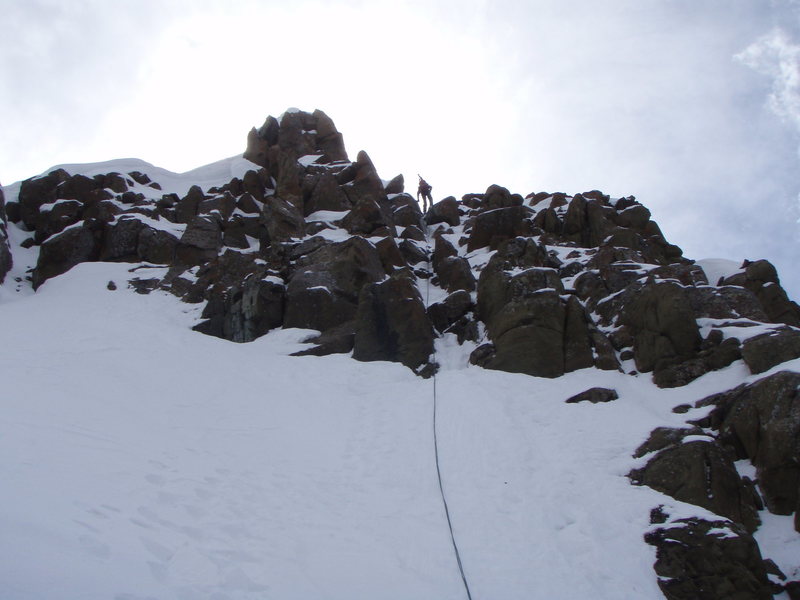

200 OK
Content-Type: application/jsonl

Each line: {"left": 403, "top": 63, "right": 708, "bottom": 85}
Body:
{"left": 3, "top": 259, "right": 797, "bottom": 599}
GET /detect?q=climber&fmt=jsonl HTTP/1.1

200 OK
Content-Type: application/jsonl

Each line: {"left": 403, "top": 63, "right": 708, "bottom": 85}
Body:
{"left": 417, "top": 175, "right": 433, "bottom": 212}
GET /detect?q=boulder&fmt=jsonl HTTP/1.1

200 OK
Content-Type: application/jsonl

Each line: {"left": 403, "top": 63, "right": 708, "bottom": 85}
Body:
{"left": 619, "top": 281, "right": 702, "bottom": 373}
{"left": 481, "top": 290, "right": 566, "bottom": 378}
{"left": 722, "top": 259, "right": 800, "bottom": 326}
{"left": 32, "top": 221, "right": 102, "bottom": 288}
{"left": 645, "top": 517, "right": 774, "bottom": 600}
{"left": 198, "top": 192, "right": 236, "bottom": 221}
{"left": 532, "top": 206, "right": 561, "bottom": 234}
{"left": 481, "top": 185, "right": 522, "bottom": 210}
{"left": 390, "top": 194, "right": 424, "bottom": 228}
{"left": 100, "top": 216, "right": 145, "bottom": 261}
{"left": 175, "top": 185, "right": 205, "bottom": 224}
{"left": 591, "top": 330, "right": 622, "bottom": 371}
{"left": 477, "top": 265, "right": 563, "bottom": 328}
{"left": 17, "top": 168, "right": 70, "bottom": 230}
{"left": 291, "top": 322, "right": 356, "bottom": 357}
{"left": 243, "top": 117, "right": 278, "bottom": 168}
{"left": 222, "top": 215, "right": 254, "bottom": 249}
{"left": 560, "top": 195, "right": 617, "bottom": 248}
{"left": 435, "top": 256, "right": 476, "bottom": 293}
{"left": 686, "top": 286, "right": 768, "bottom": 322}
{"left": 427, "top": 290, "right": 473, "bottom": 334}
{"left": 262, "top": 195, "right": 305, "bottom": 242}
{"left": 221, "top": 277, "right": 285, "bottom": 342}
{"left": 565, "top": 387, "right": 618, "bottom": 404}
{"left": 341, "top": 151, "right": 392, "bottom": 227}
{"left": 190, "top": 253, "right": 285, "bottom": 343}
{"left": 741, "top": 327, "right": 800, "bottom": 374}
{"left": 385, "top": 174, "right": 404, "bottom": 194}
{"left": 424, "top": 196, "right": 460, "bottom": 227}
{"left": 353, "top": 271, "right": 435, "bottom": 371}
{"left": 175, "top": 215, "right": 223, "bottom": 265}
{"left": 137, "top": 226, "right": 179, "bottom": 264}
{"left": 34, "top": 199, "right": 84, "bottom": 243}
{"left": 274, "top": 110, "right": 317, "bottom": 159}
{"left": 312, "top": 108, "right": 349, "bottom": 162}
{"left": 340, "top": 198, "right": 392, "bottom": 236}
{"left": 615, "top": 203, "right": 651, "bottom": 229}
{"left": 466, "top": 205, "right": 534, "bottom": 251}
{"left": 304, "top": 172, "right": 351, "bottom": 216}
{"left": 630, "top": 437, "right": 761, "bottom": 532}
{"left": 242, "top": 169, "right": 269, "bottom": 202}
{"left": 236, "top": 192, "right": 262, "bottom": 215}
{"left": 284, "top": 237, "right": 385, "bottom": 333}
{"left": 398, "top": 239, "right": 428, "bottom": 265}
{"left": 706, "top": 371, "right": 800, "bottom": 521}
{"left": 374, "top": 236, "right": 406, "bottom": 272}
{"left": 400, "top": 225, "right": 426, "bottom": 242}
{"left": 431, "top": 234, "right": 457, "bottom": 270}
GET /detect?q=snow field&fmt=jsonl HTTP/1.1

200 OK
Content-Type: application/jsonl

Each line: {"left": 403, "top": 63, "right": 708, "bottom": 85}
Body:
{"left": 0, "top": 241, "right": 798, "bottom": 597}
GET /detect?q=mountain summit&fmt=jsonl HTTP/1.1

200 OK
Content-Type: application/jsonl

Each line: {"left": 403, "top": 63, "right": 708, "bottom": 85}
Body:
{"left": 1, "top": 109, "right": 799, "bottom": 599}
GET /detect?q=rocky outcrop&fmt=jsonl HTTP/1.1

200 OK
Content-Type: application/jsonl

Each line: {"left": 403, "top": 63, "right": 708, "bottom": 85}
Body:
{"left": 12, "top": 109, "right": 799, "bottom": 389}
{"left": 632, "top": 369, "right": 800, "bottom": 596}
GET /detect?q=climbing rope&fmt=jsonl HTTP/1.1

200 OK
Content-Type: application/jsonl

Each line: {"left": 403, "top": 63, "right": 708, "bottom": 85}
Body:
{"left": 424, "top": 227, "right": 474, "bottom": 600}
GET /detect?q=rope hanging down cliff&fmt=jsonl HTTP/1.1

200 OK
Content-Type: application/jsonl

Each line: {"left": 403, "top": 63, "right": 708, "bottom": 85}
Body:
{"left": 423, "top": 224, "right": 474, "bottom": 600}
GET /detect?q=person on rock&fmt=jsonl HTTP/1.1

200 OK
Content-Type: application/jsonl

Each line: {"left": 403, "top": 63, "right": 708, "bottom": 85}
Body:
{"left": 417, "top": 175, "right": 433, "bottom": 212}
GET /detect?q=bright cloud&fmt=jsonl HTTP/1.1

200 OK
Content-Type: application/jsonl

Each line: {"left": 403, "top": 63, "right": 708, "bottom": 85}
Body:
{"left": 737, "top": 28, "right": 800, "bottom": 136}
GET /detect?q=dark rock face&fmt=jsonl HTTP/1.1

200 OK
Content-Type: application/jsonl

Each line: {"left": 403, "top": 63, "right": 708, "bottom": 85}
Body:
{"left": 138, "top": 226, "right": 179, "bottom": 264}
{"left": 284, "top": 236, "right": 386, "bottom": 333}
{"left": 645, "top": 517, "right": 774, "bottom": 600}
{"left": 698, "top": 371, "right": 800, "bottom": 522}
{"left": 620, "top": 281, "right": 702, "bottom": 374}
{"left": 32, "top": 223, "right": 102, "bottom": 289}
{"left": 0, "top": 184, "right": 12, "bottom": 283}
{"left": 424, "top": 196, "right": 460, "bottom": 227}
{"left": 198, "top": 276, "right": 285, "bottom": 343}
{"left": 304, "top": 172, "right": 351, "bottom": 216}
{"left": 467, "top": 205, "right": 534, "bottom": 252}
{"left": 390, "top": 194, "right": 423, "bottom": 228}
{"left": 353, "top": 271, "right": 434, "bottom": 371}
{"left": 741, "top": 327, "right": 800, "bottom": 375}
{"left": 630, "top": 436, "right": 761, "bottom": 533}
{"left": 722, "top": 259, "right": 800, "bottom": 326}
{"left": 427, "top": 290, "right": 474, "bottom": 335}
{"left": 262, "top": 196, "right": 305, "bottom": 242}
{"left": 176, "top": 216, "right": 223, "bottom": 266}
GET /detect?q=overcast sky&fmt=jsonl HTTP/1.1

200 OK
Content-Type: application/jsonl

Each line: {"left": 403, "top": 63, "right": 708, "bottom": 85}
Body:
{"left": 3, "top": 0, "right": 800, "bottom": 298}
